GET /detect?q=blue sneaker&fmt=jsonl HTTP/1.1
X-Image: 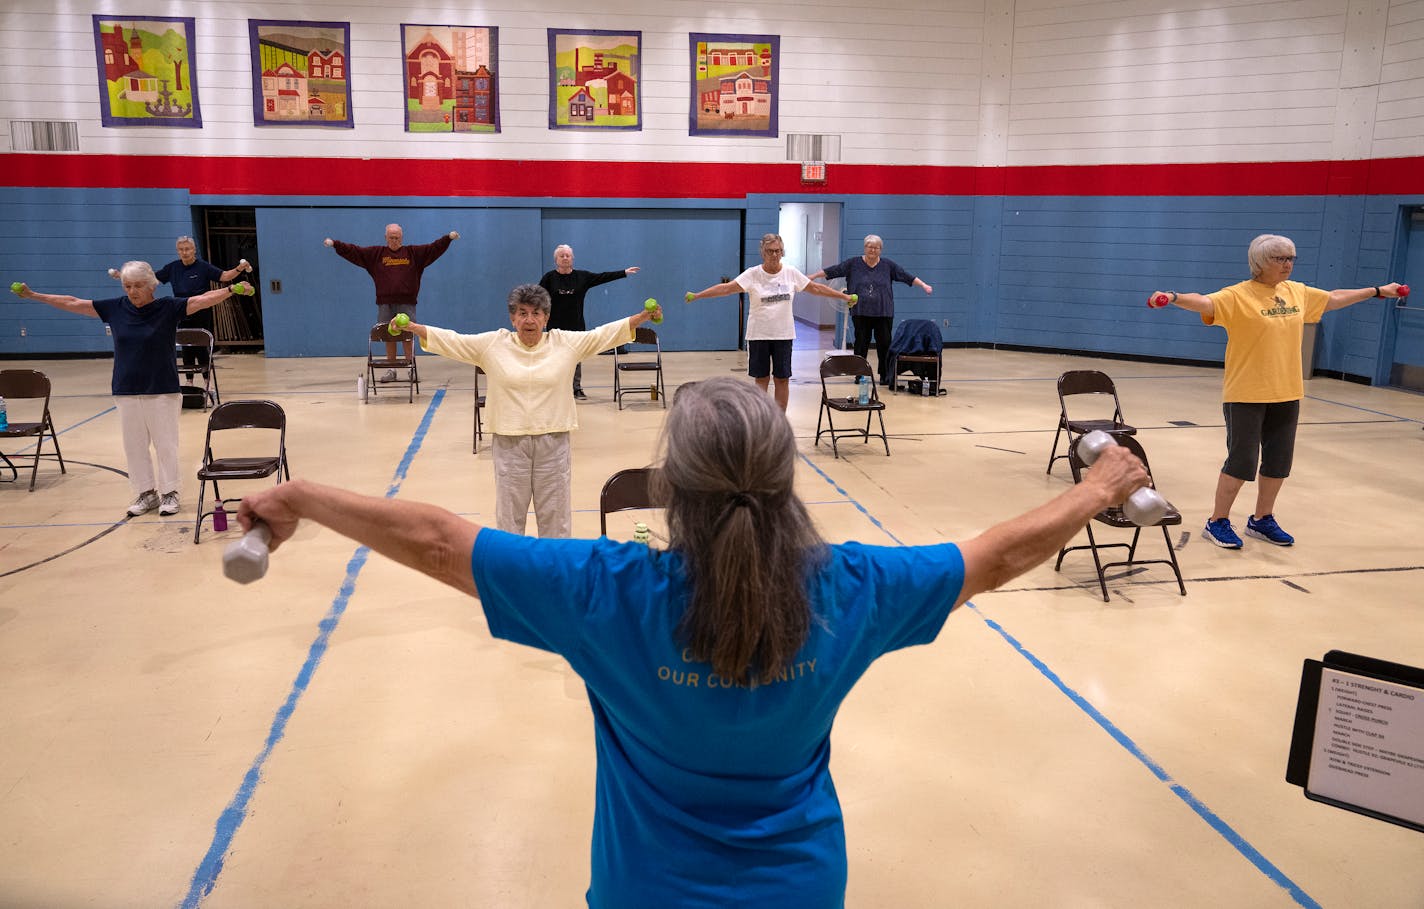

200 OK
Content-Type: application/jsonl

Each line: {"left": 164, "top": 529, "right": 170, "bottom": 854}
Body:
{"left": 1246, "top": 513, "right": 1294, "bottom": 546}
{"left": 1202, "top": 517, "right": 1243, "bottom": 549}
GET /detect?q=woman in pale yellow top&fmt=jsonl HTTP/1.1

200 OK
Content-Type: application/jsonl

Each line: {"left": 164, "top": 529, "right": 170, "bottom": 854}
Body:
{"left": 405, "top": 283, "right": 662, "bottom": 537}
{"left": 1150, "top": 234, "right": 1405, "bottom": 550}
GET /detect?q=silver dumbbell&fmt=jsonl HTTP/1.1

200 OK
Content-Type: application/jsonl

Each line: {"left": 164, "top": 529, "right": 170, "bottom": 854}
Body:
{"left": 1076, "top": 431, "right": 1169, "bottom": 525}
{"left": 223, "top": 522, "right": 272, "bottom": 584}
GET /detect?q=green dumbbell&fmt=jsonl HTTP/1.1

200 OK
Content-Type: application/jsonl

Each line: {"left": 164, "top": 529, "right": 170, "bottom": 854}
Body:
{"left": 388, "top": 312, "right": 411, "bottom": 336}
{"left": 685, "top": 292, "right": 695, "bottom": 303}
{"left": 230, "top": 282, "right": 254, "bottom": 296}
{"left": 644, "top": 298, "right": 662, "bottom": 323}
{"left": 10, "top": 282, "right": 24, "bottom": 295}
{"left": 847, "top": 293, "right": 858, "bottom": 307}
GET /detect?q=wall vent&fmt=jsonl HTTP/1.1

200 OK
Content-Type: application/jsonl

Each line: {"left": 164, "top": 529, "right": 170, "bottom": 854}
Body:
{"left": 786, "top": 133, "right": 840, "bottom": 162}
{"left": 10, "top": 120, "right": 80, "bottom": 152}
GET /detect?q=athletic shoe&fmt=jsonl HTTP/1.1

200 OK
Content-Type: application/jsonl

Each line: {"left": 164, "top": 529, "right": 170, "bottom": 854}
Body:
{"left": 127, "top": 490, "right": 160, "bottom": 516}
{"left": 379, "top": 369, "right": 397, "bottom": 383}
{"left": 1246, "top": 513, "right": 1294, "bottom": 546}
{"left": 574, "top": 389, "right": 589, "bottom": 401}
{"left": 1202, "top": 517, "right": 1243, "bottom": 549}
{"left": 159, "top": 491, "right": 180, "bottom": 516}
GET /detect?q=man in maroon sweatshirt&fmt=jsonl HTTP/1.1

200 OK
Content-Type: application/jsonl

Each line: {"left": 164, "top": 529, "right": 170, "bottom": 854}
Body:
{"left": 325, "top": 224, "right": 459, "bottom": 381}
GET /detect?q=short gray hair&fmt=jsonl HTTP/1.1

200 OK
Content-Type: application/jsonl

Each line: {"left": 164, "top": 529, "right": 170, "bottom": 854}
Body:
{"left": 1248, "top": 234, "right": 1295, "bottom": 278}
{"left": 759, "top": 233, "right": 783, "bottom": 250}
{"left": 554, "top": 244, "right": 572, "bottom": 256}
{"left": 175, "top": 235, "right": 195, "bottom": 246}
{"left": 863, "top": 234, "right": 883, "bottom": 247}
{"left": 506, "top": 283, "right": 551, "bottom": 316}
{"left": 119, "top": 260, "right": 159, "bottom": 289}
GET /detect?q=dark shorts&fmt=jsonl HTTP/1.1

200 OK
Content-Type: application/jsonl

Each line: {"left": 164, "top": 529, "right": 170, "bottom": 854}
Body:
{"left": 377, "top": 303, "right": 416, "bottom": 324}
{"left": 747, "top": 339, "right": 794, "bottom": 380}
{"left": 1222, "top": 400, "right": 1300, "bottom": 481}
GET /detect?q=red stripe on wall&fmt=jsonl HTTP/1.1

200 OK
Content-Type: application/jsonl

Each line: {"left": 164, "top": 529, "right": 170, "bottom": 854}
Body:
{"left": 3, "top": 154, "right": 1422, "bottom": 197}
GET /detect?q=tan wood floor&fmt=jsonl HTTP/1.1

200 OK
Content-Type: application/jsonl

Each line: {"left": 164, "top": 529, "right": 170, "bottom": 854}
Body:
{"left": 2, "top": 330, "right": 1422, "bottom": 908}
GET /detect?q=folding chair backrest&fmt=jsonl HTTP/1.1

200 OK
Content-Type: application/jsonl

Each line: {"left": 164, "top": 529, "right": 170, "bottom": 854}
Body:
{"left": 632, "top": 327, "right": 660, "bottom": 347}
{"left": 1068, "top": 432, "right": 1159, "bottom": 486}
{"left": 371, "top": 324, "right": 414, "bottom": 344}
{"left": 820, "top": 353, "right": 873, "bottom": 381}
{"left": 889, "top": 319, "right": 943, "bottom": 354}
{"left": 176, "top": 328, "right": 214, "bottom": 352}
{"left": 208, "top": 400, "right": 284, "bottom": 433}
{"left": 1058, "top": 369, "right": 1125, "bottom": 419}
{"left": 599, "top": 467, "right": 661, "bottom": 535}
{"left": 0, "top": 369, "right": 51, "bottom": 402}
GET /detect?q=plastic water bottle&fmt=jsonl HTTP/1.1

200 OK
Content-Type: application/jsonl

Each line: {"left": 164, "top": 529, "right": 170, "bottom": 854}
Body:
{"left": 856, "top": 376, "right": 870, "bottom": 405}
{"left": 633, "top": 522, "right": 651, "bottom": 545}
{"left": 921, "top": 377, "right": 931, "bottom": 397}
{"left": 212, "top": 501, "right": 228, "bottom": 532}
{"left": 0, "top": 396, "right": 7, "bottom": 431}
{"left": 357, "top": 374, "right": 367, "bottom": 402}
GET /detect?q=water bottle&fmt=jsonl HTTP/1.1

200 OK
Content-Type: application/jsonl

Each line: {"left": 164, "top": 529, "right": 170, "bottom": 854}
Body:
{"left": 0, "top": 396, "right": 7, "bottom": 431}
{"left": 856, "top": 376, "right": 870, "bottom": 405}
{"left": 633, "top": 522, "right": 651, "bottom": 545}
{"left": 357, "top": 374, "right": 367, "bottom": 402}
{"left": 212, "top": 501, "right": 228, "bottom": 532}
{"left": 921, "top": 376, "right": 931, "bottom": 397}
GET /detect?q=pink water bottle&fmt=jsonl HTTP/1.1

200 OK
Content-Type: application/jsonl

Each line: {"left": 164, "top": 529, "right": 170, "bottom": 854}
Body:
{"left": 213, "top": 501, "right": 228, "bottom": 532}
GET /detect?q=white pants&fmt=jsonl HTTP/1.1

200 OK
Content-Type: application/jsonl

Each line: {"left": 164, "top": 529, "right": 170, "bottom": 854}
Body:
{"left": 115, "top": 394, "right": 182, "bottom": 497}
{"left": 491, "top": 432, "right": 572, "bottom": 537}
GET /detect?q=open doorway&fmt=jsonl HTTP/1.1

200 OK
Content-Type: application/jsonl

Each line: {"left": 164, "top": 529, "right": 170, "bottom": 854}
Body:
{"left": 198, "top": 207, "right": 262, "bottom": 349}
{"left": 779, "top": 202, "right": 842, "bottom": 351}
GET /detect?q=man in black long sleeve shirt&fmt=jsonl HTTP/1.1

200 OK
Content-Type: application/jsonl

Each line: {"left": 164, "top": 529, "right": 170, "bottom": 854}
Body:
{"left": 538, "top": 244, "right": 639, "bottom": 399}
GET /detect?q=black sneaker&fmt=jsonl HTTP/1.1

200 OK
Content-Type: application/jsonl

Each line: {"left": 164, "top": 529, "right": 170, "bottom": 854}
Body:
{"left": 574, "top": 389, "right": 589, "bottom": 401}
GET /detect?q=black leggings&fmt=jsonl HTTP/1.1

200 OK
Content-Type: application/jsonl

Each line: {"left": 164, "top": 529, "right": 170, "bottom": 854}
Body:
{"left": 1222, "top": 400, "right": 1300, "bottom": 481}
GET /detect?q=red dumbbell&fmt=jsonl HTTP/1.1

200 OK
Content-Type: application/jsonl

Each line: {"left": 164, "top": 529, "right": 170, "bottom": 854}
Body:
{"left": 1147, "top": 293, "right": 1171, "bottom": 309}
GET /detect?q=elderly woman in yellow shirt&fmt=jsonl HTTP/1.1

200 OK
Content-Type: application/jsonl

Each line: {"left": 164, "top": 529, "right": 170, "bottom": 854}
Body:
{"left": 405, "top": 283, "right": 661, "bottom": 537}
{"left": 1150, "top": 234, "right": 1405, "bottom": 549}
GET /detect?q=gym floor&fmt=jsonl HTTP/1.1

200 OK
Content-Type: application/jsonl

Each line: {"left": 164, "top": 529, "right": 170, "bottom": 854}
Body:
{"left": 2, "top": 325, "right": 1421, "bottom": 908}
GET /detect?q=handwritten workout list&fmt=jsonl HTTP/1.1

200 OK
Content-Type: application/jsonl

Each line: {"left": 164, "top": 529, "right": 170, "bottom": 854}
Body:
{"left": 1308, "top": 668, "right": 1424, "bottom": 827}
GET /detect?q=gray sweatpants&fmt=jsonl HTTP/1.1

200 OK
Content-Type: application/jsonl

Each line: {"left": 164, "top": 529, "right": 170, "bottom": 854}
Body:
{"left": 491, "top": 432, "right": 572, "bottom": 537}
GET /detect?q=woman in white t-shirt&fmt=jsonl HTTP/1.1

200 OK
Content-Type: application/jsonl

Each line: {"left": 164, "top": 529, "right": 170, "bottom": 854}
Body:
{"left": 687, "top": 233, "right": 854, "bottom": 410}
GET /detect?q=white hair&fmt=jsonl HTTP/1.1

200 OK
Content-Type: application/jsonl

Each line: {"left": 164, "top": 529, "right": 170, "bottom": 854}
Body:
{"left": 1247, "top": 234, "right": 1295, "bottom": 278}
{"left": 119, "top": 260, "right": 159, "bottom": 288}
{"left": 554, "top": 244, "right": 573, "bottom": 256}
{"left": 863, "top": 235, "right": 883, "bottom": 247}
{"left": 175, "top": 235, "right": 195, "bottom": 246}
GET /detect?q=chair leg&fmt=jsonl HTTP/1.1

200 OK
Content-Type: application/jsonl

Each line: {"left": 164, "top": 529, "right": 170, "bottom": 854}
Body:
{"left": 876, "top": 409, "right": 890, "bottom": 455}
{"left": 1084, "top": 524, "right": 1110, "bottom": 602}
{"left": 1046, "top": 421, "right": 1066, "bottom": 474}
{"left": 1162, "top": 525, "right": 1187, "bottom": 595}
{"left": 193, "top": 480, "right": 208, "bottom": 543}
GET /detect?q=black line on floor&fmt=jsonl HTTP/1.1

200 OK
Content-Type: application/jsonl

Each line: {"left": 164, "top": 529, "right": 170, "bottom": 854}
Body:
{"left": 0, "top": 516, "right": 134, "bottom": 579}
{"left": 975, "top": 444, "right": 1026, "bottom": 454}
{"left": 1282, "top": 580, "right": 1310, "bottom": 593}
{"left": 999, "top": 562, "right": 1424, "bottom": 595}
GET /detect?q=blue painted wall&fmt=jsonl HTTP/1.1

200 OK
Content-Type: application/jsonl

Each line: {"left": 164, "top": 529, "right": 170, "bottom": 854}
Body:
{"left": 4, "top": 186, "right": 1421, "bottom": 386}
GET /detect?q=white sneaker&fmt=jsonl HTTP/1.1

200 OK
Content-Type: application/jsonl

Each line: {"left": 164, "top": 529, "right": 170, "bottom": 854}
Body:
{"left": 379, "top": 369, "right": 397, "bottom": 383}
{"left": 127, "top": 490, "right": 160, "bottom": 516}
{"left": 159, "top": 491, "right": 180, "bottom": 516}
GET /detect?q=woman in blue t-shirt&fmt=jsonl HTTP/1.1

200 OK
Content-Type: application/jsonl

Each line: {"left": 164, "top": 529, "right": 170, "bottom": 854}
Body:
{"left": 13, "top": 263, "right": 249, "bottom": 517}
{"left": 237, "top": 378, "right": 1147, "bottom": 907}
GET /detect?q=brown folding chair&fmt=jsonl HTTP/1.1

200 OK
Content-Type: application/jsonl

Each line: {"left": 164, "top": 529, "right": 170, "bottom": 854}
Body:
{"left": 193, "top": 400, "right": 290, "bottom": 543}
{"left": 1046, "top": 369, "right": 1136, "bottom": 475}
{"left": 368, "top": 324, "right": 420, "bottom": 403}
{"left": 0, "top": 369, "right": 67, "bottom": 491}
{"left": 888, "top": 318, "right": 944, "bottom": 395}
{"left": 815, "top": 354, "right": 889, "bottom": 458}
{"left": 1054, "top": 434, "right": 1185, "bottom": 602}
{"left": 612, "top": 327, "right": 666, "bottom": 410}
{"left": 471, "top": 366, "right": 487, "bottom": 454}
{"left": 599, "top": 467, "right": 662, "bottom": 536}
{"left": 176, "top": 327, "right": 220, "bottom": 411}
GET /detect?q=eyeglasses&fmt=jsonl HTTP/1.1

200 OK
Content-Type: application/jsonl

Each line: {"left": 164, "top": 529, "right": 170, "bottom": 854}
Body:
{"left": 763, "top": 248, "right": 784, "bottom": 255}
{"left": 1270, "top": 255, "right": 1297, "bottom": 264}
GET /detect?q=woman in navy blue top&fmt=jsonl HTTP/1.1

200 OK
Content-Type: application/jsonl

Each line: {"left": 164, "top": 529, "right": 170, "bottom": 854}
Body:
{"left": 237, "top": 378, "right": 1147, "bottom": 907}
{"left": 13, "top": 263, "right": 249, "bottom": 516}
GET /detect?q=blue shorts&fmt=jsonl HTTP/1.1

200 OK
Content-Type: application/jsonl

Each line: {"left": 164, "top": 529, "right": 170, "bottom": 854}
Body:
{"left": 747, "top": 339, "right": 793, "bottom": 379}
{"left": 377, "top": 303, "right": 416, "bottom": 324}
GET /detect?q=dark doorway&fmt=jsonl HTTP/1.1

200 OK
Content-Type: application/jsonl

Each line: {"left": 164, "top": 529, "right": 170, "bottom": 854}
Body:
{"left": 199, "top": 207, "right": 262, "bottom": 348}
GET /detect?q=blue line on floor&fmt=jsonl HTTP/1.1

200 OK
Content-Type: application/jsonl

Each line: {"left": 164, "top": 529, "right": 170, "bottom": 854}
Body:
{"left": 802, "top": 460, "right": 1319, "bottom": 908}
{"left": 796, "top": 451, "right": 904, "bottom": 545}
{"left": 178, "top": 389, "right": 445, "bottom": 909}
{"left": 972, "top": 608, "right": 1319, "bottom": 908}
